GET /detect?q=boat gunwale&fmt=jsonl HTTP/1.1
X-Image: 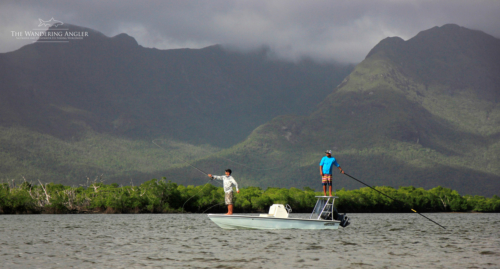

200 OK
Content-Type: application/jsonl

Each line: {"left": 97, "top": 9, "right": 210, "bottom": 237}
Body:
{"left": 207, "top": 214, "right": 340, "bottom": 223}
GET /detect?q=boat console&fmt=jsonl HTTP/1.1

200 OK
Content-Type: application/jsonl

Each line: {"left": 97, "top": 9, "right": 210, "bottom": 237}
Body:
{"left": 259, "top": 204, "right": 291, "bottom": 218}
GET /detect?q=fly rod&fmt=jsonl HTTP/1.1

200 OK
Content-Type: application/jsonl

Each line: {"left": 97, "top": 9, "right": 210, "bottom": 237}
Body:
{"left": 152, "top": 139, "right": 223, "bottom": 213}
{"left": 342, "top": 172, "right": 446, "bottom": 229}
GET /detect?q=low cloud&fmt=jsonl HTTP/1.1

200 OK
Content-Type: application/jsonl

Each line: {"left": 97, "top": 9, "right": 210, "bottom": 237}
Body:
{"left": 1, "top": 0, "right": 499, "bottom": 63}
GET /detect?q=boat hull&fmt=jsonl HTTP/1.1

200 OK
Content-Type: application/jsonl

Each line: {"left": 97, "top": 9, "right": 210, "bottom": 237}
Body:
{"left": 207, "top": 214, "right": 340, "bottom": 230}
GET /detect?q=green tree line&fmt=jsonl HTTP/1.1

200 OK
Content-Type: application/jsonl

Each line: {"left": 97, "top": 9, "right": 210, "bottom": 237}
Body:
{"left": 0, "top": 178, "right": 498, "bottom": 214}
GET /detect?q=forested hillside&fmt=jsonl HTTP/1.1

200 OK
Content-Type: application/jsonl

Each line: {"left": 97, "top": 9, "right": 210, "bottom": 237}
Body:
{"left": 177, "top": 25, "right": 500, "bottom": 196}
{"left": 0, "top": 24, "right": 352, "bottom": 185}
{"left": 1, "top": 24, "right": 498, "bottom": 196}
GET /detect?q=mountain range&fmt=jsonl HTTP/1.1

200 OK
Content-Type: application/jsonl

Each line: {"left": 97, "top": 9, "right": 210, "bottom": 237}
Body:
{"left": 0, "top": 24, "right": 498, "bottom": 196}
{"left": 172, "top": 24, "right": 500, "bottom": 196}
{"left": 0, "top": 24, "right": 352, "bottom": 185}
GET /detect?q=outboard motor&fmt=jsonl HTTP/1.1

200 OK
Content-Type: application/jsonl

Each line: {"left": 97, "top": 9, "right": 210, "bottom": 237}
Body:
{"left": 337, "top": 214, "right": 350, "bottom": 228}
{"left": 334, "top": 208, "right": 350, "bottom": 228}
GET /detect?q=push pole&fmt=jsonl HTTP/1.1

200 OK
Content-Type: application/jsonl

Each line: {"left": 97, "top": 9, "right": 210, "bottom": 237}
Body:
{"left": 342, "top": 172, "right": 446, "bottom": 229}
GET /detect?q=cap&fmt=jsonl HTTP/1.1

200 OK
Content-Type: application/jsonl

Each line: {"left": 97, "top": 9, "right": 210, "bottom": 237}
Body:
{"left": 325, "top": 150, "right": 332, "bottom": 154}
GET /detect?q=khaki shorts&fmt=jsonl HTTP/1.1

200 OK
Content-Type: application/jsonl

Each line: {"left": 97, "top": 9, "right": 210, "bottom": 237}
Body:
{"left": 225, "top": 192, "right": 234, "bottom": 205}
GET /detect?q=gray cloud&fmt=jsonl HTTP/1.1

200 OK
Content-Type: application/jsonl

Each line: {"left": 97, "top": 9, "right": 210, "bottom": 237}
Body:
{"left": 1, "top": 0, "right": 499, "bottom": 63}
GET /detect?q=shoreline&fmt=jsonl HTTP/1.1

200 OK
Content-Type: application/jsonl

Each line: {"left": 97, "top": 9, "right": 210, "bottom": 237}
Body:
{"left": 1, "top": 209, "right": 496, "bottom": 215}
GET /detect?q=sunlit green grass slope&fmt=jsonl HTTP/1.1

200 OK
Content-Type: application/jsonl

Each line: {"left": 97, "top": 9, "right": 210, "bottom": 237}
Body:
{"left": 0, "top": 126, "right": 221, "bottom": 186}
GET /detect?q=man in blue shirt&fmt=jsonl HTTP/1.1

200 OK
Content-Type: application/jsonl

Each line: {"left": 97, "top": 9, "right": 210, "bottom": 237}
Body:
{"left": 319, "top": 150, "right": 344, "bottom": 196}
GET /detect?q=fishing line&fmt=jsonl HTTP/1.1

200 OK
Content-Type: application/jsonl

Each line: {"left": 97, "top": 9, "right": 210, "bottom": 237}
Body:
{"left": 153, "top": 139, "right": 247, "bottom": 214}
{"left": 201, "top": 201, "right": 225, "bottom": 214}
{"left": 150, "top": 98, "right": 301, "bottom": 212}
{"left": 342, "top": 172, "right": 446, "bottom": 229}
{"left": 152, "top": 139, "right": 223, "bottom": 213}
{"left": 180, "top": 179, "right": 215, "bottom": 213}
{"left": 152, "top": 139, "right": 264, "bottom": 214}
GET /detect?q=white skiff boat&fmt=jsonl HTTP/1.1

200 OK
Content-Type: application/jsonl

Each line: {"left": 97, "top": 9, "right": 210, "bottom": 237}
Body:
{"left": 207, "top": 196, "right": 350, "bottom": 229}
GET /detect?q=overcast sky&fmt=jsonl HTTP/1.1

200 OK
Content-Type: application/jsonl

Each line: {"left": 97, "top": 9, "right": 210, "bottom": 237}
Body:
{"left": 1, "top": 0, "right": 499, "bottom": 63}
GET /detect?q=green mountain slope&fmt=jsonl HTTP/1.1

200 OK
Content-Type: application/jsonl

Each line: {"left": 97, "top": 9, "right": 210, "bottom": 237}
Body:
{"left": 178, "top": 24, "right": 500, "bottom": 196}
{"left": 0, "top": 24, "right": 353, "bottom": 147}
{"left": 0, "top": 24, "right": 353, "bottom": 184}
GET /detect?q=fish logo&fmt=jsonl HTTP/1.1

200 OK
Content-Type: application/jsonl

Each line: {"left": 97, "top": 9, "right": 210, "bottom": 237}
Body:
{"left": 38, "top": 18, "right": 64, "bottom": 28}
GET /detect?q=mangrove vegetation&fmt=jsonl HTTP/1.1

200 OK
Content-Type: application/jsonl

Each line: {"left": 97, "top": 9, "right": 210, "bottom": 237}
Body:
{"left": 1, "top": 178, "right": 499, "bottom": 214}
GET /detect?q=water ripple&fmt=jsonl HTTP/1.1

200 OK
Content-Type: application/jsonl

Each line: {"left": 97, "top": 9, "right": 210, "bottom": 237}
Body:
{"left": 0, "top": 213, "right": 499, "bottom": 268}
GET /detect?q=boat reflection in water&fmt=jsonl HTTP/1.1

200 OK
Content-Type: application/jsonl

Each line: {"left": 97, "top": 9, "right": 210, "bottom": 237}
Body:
{"left": 208, "top": 196, "right": 350, "bottom": 229}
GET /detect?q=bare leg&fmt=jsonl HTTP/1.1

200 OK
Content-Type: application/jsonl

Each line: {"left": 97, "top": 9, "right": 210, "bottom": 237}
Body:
{"left": 323, "top": 185, "right": 327, "bottom": 196}
{"left": 329, "top": 185, "right": 332, "bottom": 196}
{"left": 226, "top": 204, "right": 233, "bottom": 215}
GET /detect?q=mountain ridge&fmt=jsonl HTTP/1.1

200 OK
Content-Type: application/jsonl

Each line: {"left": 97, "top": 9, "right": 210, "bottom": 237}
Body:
{"left": 0, "top": 24, "right": 353, "bottom": 145}
{"left": 0, "top": 24, "right": 353, "bottom": 185}
{"left": 1, "top": 23, "right": 498, "bottom": 196}
{"left": 175, "top": 24, "right": 500, "bottom": 196}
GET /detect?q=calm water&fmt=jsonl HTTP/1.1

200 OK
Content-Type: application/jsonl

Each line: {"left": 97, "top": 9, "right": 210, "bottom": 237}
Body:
{"left": 0, "top": 213, "right": 499, "bottom": 268}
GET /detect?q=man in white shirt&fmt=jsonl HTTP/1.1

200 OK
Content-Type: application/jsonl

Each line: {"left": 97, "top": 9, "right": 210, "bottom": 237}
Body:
{"left": 208, "top": 169, "right": 240, "bottom": 215}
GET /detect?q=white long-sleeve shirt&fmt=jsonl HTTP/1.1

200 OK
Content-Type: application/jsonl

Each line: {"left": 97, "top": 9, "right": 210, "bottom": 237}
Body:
{"left": 212, "top": 175, "right": 239, "bottom": 193}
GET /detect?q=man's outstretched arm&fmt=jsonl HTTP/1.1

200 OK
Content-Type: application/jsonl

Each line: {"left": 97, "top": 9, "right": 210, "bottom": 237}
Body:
{"left": 208, "top": 174, "right": 223, "bottom": 180}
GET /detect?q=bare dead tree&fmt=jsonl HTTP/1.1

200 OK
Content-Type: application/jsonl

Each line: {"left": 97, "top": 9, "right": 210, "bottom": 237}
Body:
{"left": 92, "top": 183, "right": 100, "bottom": 193}
{"left": 439, "top": 195, "right": 449, "bottom": 210}
{"left": 38, "top": 179, "right": 51, "bottom": 205}
{"left": 63, "top": 189, "right": 77, "bottom": 210}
